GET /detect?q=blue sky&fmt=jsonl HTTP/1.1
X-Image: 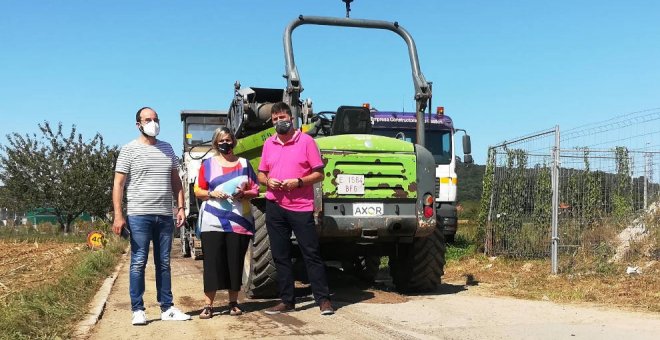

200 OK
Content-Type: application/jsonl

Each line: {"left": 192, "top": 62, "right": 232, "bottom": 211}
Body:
{"left": 1, "top": 0, "right": 659, "bottom": 164}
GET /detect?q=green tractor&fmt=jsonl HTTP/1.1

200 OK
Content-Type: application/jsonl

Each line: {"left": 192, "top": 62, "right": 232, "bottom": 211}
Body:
{"left": 227, "top": 15, "right": 445, "bottom": 297}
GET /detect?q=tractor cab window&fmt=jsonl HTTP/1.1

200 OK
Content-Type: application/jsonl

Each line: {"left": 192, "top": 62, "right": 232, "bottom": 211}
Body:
{"left": 426, "top": 130, "right": 452, "bottom": 165}
{"left": 184, "top": 116, "right": 227, "bottom": 147}
{"left": 371, "top": 128, "right": 453, "bottom": 165}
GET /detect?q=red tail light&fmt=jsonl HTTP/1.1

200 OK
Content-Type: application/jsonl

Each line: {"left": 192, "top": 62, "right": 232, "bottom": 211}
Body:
{"left": 422, "top": 193, "right": 434, "bottom": 218}
{"left": 423, "top": 206, "right": 434, "bottom": 218}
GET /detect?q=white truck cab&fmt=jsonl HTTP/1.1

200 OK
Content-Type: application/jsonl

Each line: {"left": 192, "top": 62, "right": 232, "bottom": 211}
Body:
{"left": 370, "top": 107, "right": 472, "bottom": 242}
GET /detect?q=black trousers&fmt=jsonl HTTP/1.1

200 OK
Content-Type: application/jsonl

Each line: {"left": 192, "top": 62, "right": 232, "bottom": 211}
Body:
{"left": 265, "top": 200, "right": 330, "bottom": 305}
{"left": 200, "top": 232, "right": 250, "bottom": 292}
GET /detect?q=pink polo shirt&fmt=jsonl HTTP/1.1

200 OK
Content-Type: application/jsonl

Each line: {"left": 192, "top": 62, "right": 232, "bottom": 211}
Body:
{"left": 258, "top": 130, "right": 324, "bottom": 211}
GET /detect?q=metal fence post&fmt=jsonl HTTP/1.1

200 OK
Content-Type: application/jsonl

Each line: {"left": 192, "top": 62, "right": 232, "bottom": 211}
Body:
{"left": 485, "top": 147, "right": 496, "bottom": 256}
{"left": 644, "top": 150, "right": 649, "bottom": 209}
{"left": 551, "top": 125, "right": 560, "bottom": 274}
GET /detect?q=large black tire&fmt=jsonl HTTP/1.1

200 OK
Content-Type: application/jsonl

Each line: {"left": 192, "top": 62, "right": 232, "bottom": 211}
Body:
{"left": 389, "top": 226, "right": 446, "bottom": 293}
{"left": 191, "top": 236, "right": 203, "bottom": 260}
{"left": 181, "top": 225, "right": 191, "bottom": 258}
{"left": 342, "top": 256, "right": 381, "bottom": 283}
{"left": 242, "top": 201, "right": 278, "bottom": 298}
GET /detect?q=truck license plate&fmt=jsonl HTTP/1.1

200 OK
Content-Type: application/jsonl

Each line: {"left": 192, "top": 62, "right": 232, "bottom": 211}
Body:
{"left": 336, "top": 174, "right": 364, "bottom": 195}
{"left": 353, "top": 203, "right": 384, "bottom": 216}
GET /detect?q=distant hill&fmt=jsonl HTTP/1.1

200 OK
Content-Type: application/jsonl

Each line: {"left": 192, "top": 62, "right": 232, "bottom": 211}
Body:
{"left": 456, "top": 161, "right": 485, "bottom": 202}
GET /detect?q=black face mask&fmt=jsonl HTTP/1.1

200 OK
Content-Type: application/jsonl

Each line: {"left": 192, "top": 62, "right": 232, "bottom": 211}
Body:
{"left": 275, "top": 120, "right": 293, "bottom": 135}
{"left": 217, "top": 142, "right": 234, "bottom": 154}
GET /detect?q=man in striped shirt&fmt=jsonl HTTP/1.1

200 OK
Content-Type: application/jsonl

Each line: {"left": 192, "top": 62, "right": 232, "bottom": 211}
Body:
{"left": 112, "top": 107, "right": 191, "bottom": 325}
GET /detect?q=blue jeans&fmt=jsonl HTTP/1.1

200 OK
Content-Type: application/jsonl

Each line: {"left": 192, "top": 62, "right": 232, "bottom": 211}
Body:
{"left": 127, "top": 215, "right": 174, "bottom": 312}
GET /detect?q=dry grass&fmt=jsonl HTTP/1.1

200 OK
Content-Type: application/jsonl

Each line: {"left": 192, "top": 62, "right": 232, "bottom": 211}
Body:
{"left": 444, "top": 255, "right": 659, "bottom": 313}
{"left": 0, "top": 240, "right": 86, "bottom": 302}
{"left": 446, "top": 214, "right": 660, "bottom": 313}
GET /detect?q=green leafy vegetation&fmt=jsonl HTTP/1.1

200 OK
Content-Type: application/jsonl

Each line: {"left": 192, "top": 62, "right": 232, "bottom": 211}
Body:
{"left": 446, "top": 235, "right": 477, "bottom": 262}
{"left": 455, "top": 161, "right": 485, "bottom": 202}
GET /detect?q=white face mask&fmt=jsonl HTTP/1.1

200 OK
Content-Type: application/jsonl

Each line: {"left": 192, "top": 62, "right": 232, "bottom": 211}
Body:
{"left": 141, "top": 121, "right": 160, "bottom": 137}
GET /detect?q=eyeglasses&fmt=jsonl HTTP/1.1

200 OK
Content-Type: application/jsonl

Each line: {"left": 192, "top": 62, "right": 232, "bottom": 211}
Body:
{"left": 140, "top": 118, "right": 160, "bottom": 123}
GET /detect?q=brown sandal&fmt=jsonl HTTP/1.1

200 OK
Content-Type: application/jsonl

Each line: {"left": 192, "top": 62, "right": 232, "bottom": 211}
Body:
{"left": 199, "top": 305, "right": 213, "bottom": 319}
{"left": 229, "top": 301, "right": 243, "bottom": 316}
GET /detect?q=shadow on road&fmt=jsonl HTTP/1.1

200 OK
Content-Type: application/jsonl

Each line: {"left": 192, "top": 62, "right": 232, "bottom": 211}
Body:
{"left": 173, "top": 247, "right": 473, "bottom": 315}
{"left": 287, "top": 265, "right": 472, "bottom": 310}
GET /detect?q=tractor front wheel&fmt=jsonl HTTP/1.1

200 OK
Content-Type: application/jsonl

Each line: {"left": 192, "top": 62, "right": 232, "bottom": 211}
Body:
{"left": 389, "top": 226, "right": 446, "bottom": 293}
{"left": 242, "top": 200, "right": 278, "bottom": 298}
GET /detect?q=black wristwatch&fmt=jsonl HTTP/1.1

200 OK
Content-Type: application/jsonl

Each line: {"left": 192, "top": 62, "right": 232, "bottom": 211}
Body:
{"left": 297, "top": 178, "right": 303, "bottom": 188}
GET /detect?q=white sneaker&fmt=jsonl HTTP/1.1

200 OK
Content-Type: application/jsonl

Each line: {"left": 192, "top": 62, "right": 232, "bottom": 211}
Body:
{"left": 161, "top": 307, "right": 191, "bottom": 321}
{"left": 132, "top": 310, "right": 147, "bottom": 325}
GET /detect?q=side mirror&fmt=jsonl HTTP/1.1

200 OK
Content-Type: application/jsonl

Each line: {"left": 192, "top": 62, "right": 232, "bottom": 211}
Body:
{"left": 463, "top": 154, "right": 474, "bottom": 164}
{"left": 462, "top": 134, "right": 472, "bottom": 155}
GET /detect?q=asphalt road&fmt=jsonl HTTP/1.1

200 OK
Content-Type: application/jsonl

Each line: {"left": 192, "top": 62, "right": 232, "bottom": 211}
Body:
{"left": 84, "top": 244, "right": 660, "bottom": 340}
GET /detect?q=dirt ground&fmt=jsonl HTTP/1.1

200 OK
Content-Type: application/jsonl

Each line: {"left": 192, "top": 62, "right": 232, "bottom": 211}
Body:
{"left": 83, "top": 244, "right": 660, "bottom": 340}
{"left": 0, "top": 239, "right": 84, "bottom": 302}
{"left": 1, "top": 239, "right": 658, "bottom": 339}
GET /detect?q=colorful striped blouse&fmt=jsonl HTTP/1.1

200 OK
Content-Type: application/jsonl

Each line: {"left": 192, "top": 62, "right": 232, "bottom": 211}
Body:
{"left": 195, "top": 157, "right": 259, "bottom": 235}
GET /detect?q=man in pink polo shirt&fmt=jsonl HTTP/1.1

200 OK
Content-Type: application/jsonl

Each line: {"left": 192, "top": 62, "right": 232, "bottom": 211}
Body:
{"left": 257, "top": 102, "right": 334, "bottom": 316}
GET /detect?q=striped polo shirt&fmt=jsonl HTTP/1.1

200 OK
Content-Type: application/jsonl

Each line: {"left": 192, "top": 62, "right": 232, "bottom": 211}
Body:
{"left": 115, "top": 139, "right": 178, "bottom": 216}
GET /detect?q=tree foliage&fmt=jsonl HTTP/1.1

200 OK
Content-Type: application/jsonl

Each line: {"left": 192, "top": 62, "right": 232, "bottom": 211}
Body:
{"left": 582, "top": 148, "right": 603, "bottom": 226}
{"left": 455, "top": 161, "right": 485, "bottom": 201}
{"left": 496, "top": 148, "right": 528, "bottom": 231}
{"left": 533, "top": 162, "right": 552, "bottom": 228}
{"left": 0, "top": 122, "right": 118, "bottom": 232}
{"left": 612, "top": 146, "right": 633, "bottom": 219}
{"left": 477, "top": 148, "right": 496, "bottom": 246}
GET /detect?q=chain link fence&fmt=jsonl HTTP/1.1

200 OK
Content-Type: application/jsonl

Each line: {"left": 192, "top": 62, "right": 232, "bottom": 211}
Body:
{"left": 480, "top": 108, "right": 660, "bottom": 273}
{"left": 481, "top": 128, "right": 557, "bottom": 258}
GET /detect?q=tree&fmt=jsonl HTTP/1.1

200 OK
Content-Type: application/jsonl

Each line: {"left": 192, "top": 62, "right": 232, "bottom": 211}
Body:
{"left": 0, "top": 122, "right": 118, "bottom": 233}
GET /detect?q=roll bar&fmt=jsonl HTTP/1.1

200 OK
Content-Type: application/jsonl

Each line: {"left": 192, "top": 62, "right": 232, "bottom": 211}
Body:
{"left": 283, "top": 15, "right": 432, "bottom": 145}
